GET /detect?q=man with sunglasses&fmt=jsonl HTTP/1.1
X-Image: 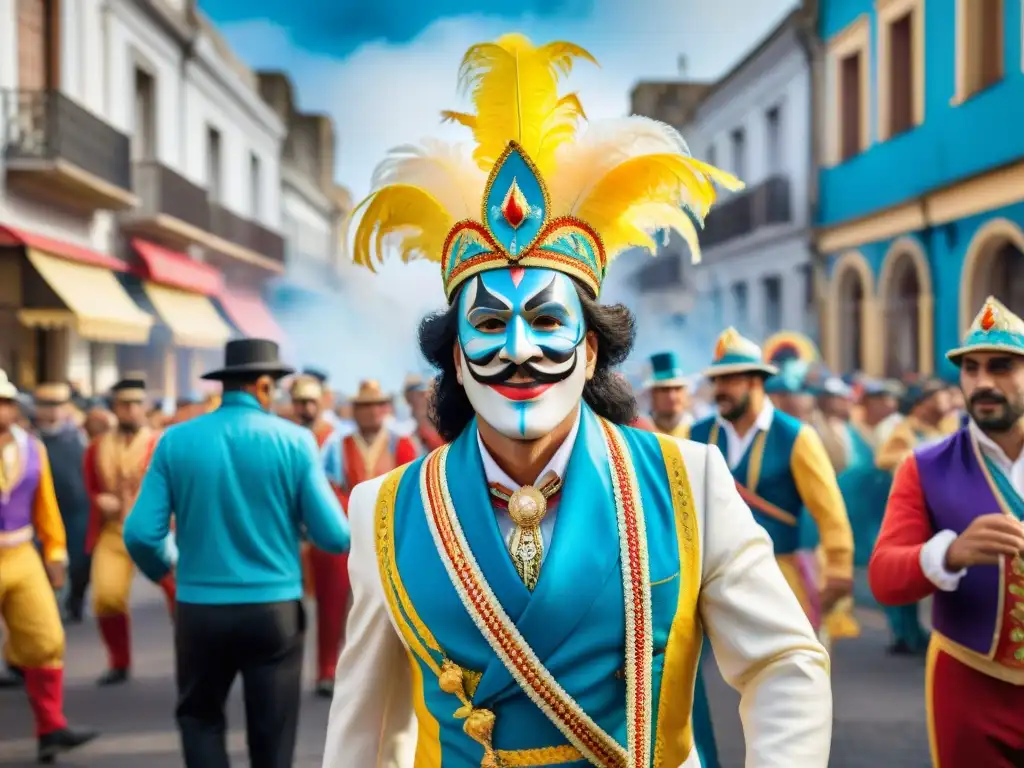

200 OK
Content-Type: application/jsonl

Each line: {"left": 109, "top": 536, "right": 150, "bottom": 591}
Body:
{"left": 870, "top": 296, "right": 1024, "bottom": 767}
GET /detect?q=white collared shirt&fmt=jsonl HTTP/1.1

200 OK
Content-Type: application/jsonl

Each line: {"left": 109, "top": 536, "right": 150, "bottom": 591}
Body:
{"left": 716, "top": 400, "right": 776, "bottom": 469}
{"left": 476, "top": 408, "right": 581, "bottom": 566}
{"left": 920, "top": 419, "right": 1024, "bottom": 591}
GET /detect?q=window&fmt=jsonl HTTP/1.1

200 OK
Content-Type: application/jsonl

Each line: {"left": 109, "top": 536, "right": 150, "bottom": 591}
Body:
{"left": 709, "top": 286, "right": 723, "bottom": 326}
{"left": 878, "top": 0, "right": 924, "bottom": 140}
{"left": 132, "top": 67, "right": 156, "bottom": 161}
{"left": 206, "top": 126, "right": 222, "bottom": 202}
{"left": 827, "top": 16, "right": 870, "bottom": 164}
{"left": 706, "top": 143, "right": 717, "bottom": 166}
{"left": 730, "top": 128, "right": 746, "bottom": 179}
{"left": 955, "top": 0, "right": 1004, "bottom": 102}
{"left": 249, "top": 152, "right": 261, "bottom": 217}
{"left": 763, "top": 275, "right": 782, "bottom": 333}
{"left": 765, "top": 105, "right": 782, "bottom": 174}
{"left": 839, "top": 53, "right": 864, "bottom": 160}
{"left": 731, "top": 281, "right": 749, "bottom": 328}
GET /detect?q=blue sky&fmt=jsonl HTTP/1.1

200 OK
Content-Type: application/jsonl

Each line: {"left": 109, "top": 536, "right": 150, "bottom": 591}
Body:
{"left": 200, "top": 0, "right": 798, "bottom": 199}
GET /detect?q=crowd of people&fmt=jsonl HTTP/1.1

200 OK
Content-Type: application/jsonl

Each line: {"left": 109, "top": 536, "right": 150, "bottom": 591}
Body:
{"left": 4, "top": 27, "right": 1024, "bottom": 768}
{"left": 0, "top": 344, "right": 445, "bottom": 764}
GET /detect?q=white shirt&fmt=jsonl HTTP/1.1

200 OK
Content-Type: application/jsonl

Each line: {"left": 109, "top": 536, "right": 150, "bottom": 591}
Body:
{"left": 476, "top": 408, "right": 580, "bottom": 566}
{"left": 716, "top": 400, "right": 776, "bottom": 469}
{"left": 920, "top": 419, "right": 1024, "bottom": 591}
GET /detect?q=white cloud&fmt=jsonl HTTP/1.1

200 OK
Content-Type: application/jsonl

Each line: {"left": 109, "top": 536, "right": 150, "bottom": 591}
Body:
{"left": 223, "top": 1, "right": 798, "bottom": 387}
{"left": 225, "top": 0, "right": 798, "bottom": 199}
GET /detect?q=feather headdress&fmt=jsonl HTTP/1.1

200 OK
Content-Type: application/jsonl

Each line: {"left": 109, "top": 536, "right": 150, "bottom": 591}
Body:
{"left": 348, "top": 33, "right": 742, "bottom": 302}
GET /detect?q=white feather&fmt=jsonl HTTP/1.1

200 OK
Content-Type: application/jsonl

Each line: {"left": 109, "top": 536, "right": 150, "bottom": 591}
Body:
{"left": 369, "top": 139, "right": 486, "bottom": 220}
{"left": 547, "top": 116, "right": 694, "bottom": 215}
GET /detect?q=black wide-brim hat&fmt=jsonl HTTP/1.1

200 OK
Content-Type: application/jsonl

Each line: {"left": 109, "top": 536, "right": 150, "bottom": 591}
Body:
{"left": 201, "top": 338, "right": 295, "bottom": 382}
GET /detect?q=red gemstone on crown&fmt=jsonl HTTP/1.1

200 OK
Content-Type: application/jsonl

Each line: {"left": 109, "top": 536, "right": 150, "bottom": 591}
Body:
{"left": 981, "top": 305, "right": 996, "bottom": 331}
{"left": 501, "top": 179, "right": 529, "bottom": 229}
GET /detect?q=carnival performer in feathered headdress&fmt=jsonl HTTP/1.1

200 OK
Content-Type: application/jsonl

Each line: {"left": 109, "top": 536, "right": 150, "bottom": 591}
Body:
{"left": 324, "top": 34, "right": 832, "bottom": 768}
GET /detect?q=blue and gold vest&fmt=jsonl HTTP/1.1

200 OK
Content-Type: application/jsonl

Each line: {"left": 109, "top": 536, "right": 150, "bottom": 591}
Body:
{"left": 689, "top": 411, "right": 804, "bottom": 554}
{"left": 374, "top": 406, "right": 703, "bottom": 767}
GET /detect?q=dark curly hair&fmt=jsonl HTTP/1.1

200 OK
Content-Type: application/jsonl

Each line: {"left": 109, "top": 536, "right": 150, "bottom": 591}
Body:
{"left": 418, "top": 277, "right": 638, "bottom": 441}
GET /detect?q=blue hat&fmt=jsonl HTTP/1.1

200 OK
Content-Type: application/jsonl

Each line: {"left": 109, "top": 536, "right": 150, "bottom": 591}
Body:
{"left": 819, "top": 376, "right": 854, "bottom": 399}
{"left": 302, "top": 367, "right": 329, "bottom": 384}
{"left": 645, "top": 352, "right": 688, "bottom": 389}
{"left": 861, "top": 378, "right": 903, "bottom": 399}
{"left": 900, "top": 378, "right": 946, "bottom": 414}
{"left": 764, "top": 359, "right": 810, "bottom": 394}
{"left": 947, "top": 296, "right": 1024, "bottom": 364}
{"left": 703, "top": 327, "right": 778, "bottom": 379}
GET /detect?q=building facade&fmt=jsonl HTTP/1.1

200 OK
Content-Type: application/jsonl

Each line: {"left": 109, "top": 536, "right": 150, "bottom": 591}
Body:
{"left": 629, "top": 10, "right": 819, "bottom": 371}
{"left": 0, "top": 0, "right": 289, "bottom": 403}
{"left": 258, "top": 71, "right": 348, "bottom": 371}
{"left": 0, "top": 0, "right": 145, "bottom": 394}
{"left": 817, "top": 0, "right": 1024, "bottom": 378}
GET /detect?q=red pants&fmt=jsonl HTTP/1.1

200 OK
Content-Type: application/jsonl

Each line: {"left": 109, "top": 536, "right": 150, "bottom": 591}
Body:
{"left": 928, "top": 643, "right": 1024, "bottom": 766}
{"left": 308, "top": 547, "right": 350, "bottom": 682}
{"left": 97, "top": 574, "right": 176, "bottom": 670}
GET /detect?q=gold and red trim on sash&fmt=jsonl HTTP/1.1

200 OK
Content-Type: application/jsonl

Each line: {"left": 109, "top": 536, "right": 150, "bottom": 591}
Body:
{"left": 419, "top": 418, "right": 653, "bottom": 768}
{"left": 375, "top": 464, "right": 583, "bottom": 766}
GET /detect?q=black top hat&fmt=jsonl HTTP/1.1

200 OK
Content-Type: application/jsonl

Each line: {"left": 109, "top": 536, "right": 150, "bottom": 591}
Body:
{"left": 201, "top": 339, "right": 295, "bottom": 382}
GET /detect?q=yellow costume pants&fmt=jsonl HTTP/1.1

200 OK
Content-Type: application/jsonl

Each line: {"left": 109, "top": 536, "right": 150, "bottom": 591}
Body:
{"left": 0, "top": 541, "right": 64, "bottom": 669}
{"left": 91, "top": 524, "right": 135, "bottom": 617}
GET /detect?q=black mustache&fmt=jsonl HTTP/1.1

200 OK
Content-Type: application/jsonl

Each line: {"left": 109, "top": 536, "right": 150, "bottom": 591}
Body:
{"left": 970, "top": 391, "right": 1007, "bottom": 406}
{"left": 466, "top": 353, "right": 578, "bottom": 386}
{"left": 466, "top": 343, "right": 576, "bottom": 367}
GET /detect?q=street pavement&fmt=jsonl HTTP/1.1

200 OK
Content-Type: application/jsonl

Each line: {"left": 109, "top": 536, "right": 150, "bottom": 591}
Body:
{"left": 1, "top": 584, "right": 929, "bottom": 767}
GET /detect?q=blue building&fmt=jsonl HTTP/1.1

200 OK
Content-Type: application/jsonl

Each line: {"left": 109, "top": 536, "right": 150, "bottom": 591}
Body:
{"left": 817, "top": 0, "right": 1024, "bottom": 379}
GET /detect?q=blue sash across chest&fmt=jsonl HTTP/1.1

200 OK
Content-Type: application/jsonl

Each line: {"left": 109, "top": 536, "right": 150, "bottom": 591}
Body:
{"left": 378, "top": 406, "right": 703, "bottom": 767}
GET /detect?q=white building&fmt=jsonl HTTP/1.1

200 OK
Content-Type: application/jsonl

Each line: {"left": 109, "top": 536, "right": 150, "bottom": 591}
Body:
{"left": 629, "top": 9, "right": 819, "bottom": 368}
{"left": 0, "top": 0, "right": 143, "bottom": 393}
{"left": 0, "top": 0, "right": 287, "bottom": 400}
{"left": 103, "top": 0, "right": 288, "bottom": 400}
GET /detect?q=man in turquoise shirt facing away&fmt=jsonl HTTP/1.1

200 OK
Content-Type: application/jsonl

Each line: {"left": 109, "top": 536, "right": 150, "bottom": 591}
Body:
{"left": 124, "top": 338, "right": 349, "bottom": 768}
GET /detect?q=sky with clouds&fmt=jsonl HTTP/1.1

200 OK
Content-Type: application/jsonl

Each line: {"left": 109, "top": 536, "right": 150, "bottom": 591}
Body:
{"left": 197, "top": 0, "right": 797, "bottom": 386}
{"left": 200, "top": 0, "right": 797, "bottom": 199}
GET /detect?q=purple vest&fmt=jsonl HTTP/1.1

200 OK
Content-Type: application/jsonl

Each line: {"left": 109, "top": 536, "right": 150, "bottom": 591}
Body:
{"left": 0, "top": 434, "right": 40, "bottom": 533}
{"left": 916, "top": 428, "right": 1004, "bottom": 655}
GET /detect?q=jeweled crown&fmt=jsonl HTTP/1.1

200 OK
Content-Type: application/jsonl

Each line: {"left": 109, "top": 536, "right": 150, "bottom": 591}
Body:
{"left": 348, "top": 34, "right": 742, "bottom": 302}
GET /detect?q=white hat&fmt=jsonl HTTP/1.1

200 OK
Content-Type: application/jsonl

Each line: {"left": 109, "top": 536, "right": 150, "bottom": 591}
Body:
{"left": 0, "top": 370, "right": 19, "bottom": 401}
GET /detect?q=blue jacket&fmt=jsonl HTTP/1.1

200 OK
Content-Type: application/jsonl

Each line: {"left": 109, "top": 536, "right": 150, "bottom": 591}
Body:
{"left": 124, "top": 392, "right": 349, "bottom": 604}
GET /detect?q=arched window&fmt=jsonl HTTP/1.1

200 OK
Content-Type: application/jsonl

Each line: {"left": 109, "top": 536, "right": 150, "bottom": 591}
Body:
{"left": 837, "top": 267, "right": 865, "bottom": 372}
{"left": 882, "top": 253, "right": 922, "bottom": 377}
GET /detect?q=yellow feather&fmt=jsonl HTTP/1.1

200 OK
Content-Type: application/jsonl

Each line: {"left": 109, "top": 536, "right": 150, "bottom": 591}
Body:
{"left": 601, "top": 202, "right": 704, "bottom": 264}
{"left": 440, "top": 110, "right": 475, "bottom": 130}
{"left": 454, "top": 34, "right": 595, "bottom": 175}
{"left": 575, "top": 154, "right": 727, "bottom": 244}
{"left": 369, "top": 141, "right": 484, "bottom": 221}
{"left": 349, "top": 184, "right": 453, "bottom": 272}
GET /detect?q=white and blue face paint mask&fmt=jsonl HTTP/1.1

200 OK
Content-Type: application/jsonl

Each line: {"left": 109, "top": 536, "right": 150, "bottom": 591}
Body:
{"left": 457, "top": 267, "right": 588, "bottom": 440}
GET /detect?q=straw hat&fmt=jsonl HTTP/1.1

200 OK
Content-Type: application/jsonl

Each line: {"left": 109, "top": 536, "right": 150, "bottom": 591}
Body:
{"left": 351, "top": 379, "right": 392, "bottom": 405}
{"left": 290, "top": 375, "right": 324, "bottom": 402}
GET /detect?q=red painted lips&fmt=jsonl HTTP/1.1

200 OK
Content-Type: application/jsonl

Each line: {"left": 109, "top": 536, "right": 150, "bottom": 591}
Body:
{"left": 489, "top": 382, "right": 553, "bottom": 401}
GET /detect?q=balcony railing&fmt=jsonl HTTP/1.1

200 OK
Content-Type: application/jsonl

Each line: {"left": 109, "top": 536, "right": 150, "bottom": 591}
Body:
{"left": 701, "top": 175, "right": 792, "bottom": 249}
{"left": 1, "top": 89, "right": 132, "bottom": 192}
{"left": 211, "top": 203, "right": 285, "bottom": 264}
{"left": 130, "top": 160, "right": 211, "bottom": 231}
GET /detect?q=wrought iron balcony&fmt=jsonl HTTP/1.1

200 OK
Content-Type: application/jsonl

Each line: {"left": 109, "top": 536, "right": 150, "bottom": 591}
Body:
{"left": 1, "top": 89, "right": 136, "bottom": 211}
{"left": 210, "top": 203, "right": 285, "bottom": 265}
{"left": 119, "top": 161, "right": 212, "bottom": 244}
{"left": 700, "top": 175, "right": 792, "bottom": 249}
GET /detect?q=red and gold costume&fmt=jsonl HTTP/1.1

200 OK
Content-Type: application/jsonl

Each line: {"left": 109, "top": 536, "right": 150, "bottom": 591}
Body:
{"left": 84, "top": 421, "right": 174, "bottom": 676}
{"left": 869, "top": 297, "right": 1024, "bottom": 767}
{"left": 317, "top": 380, "right": 417, "bottom": 685}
